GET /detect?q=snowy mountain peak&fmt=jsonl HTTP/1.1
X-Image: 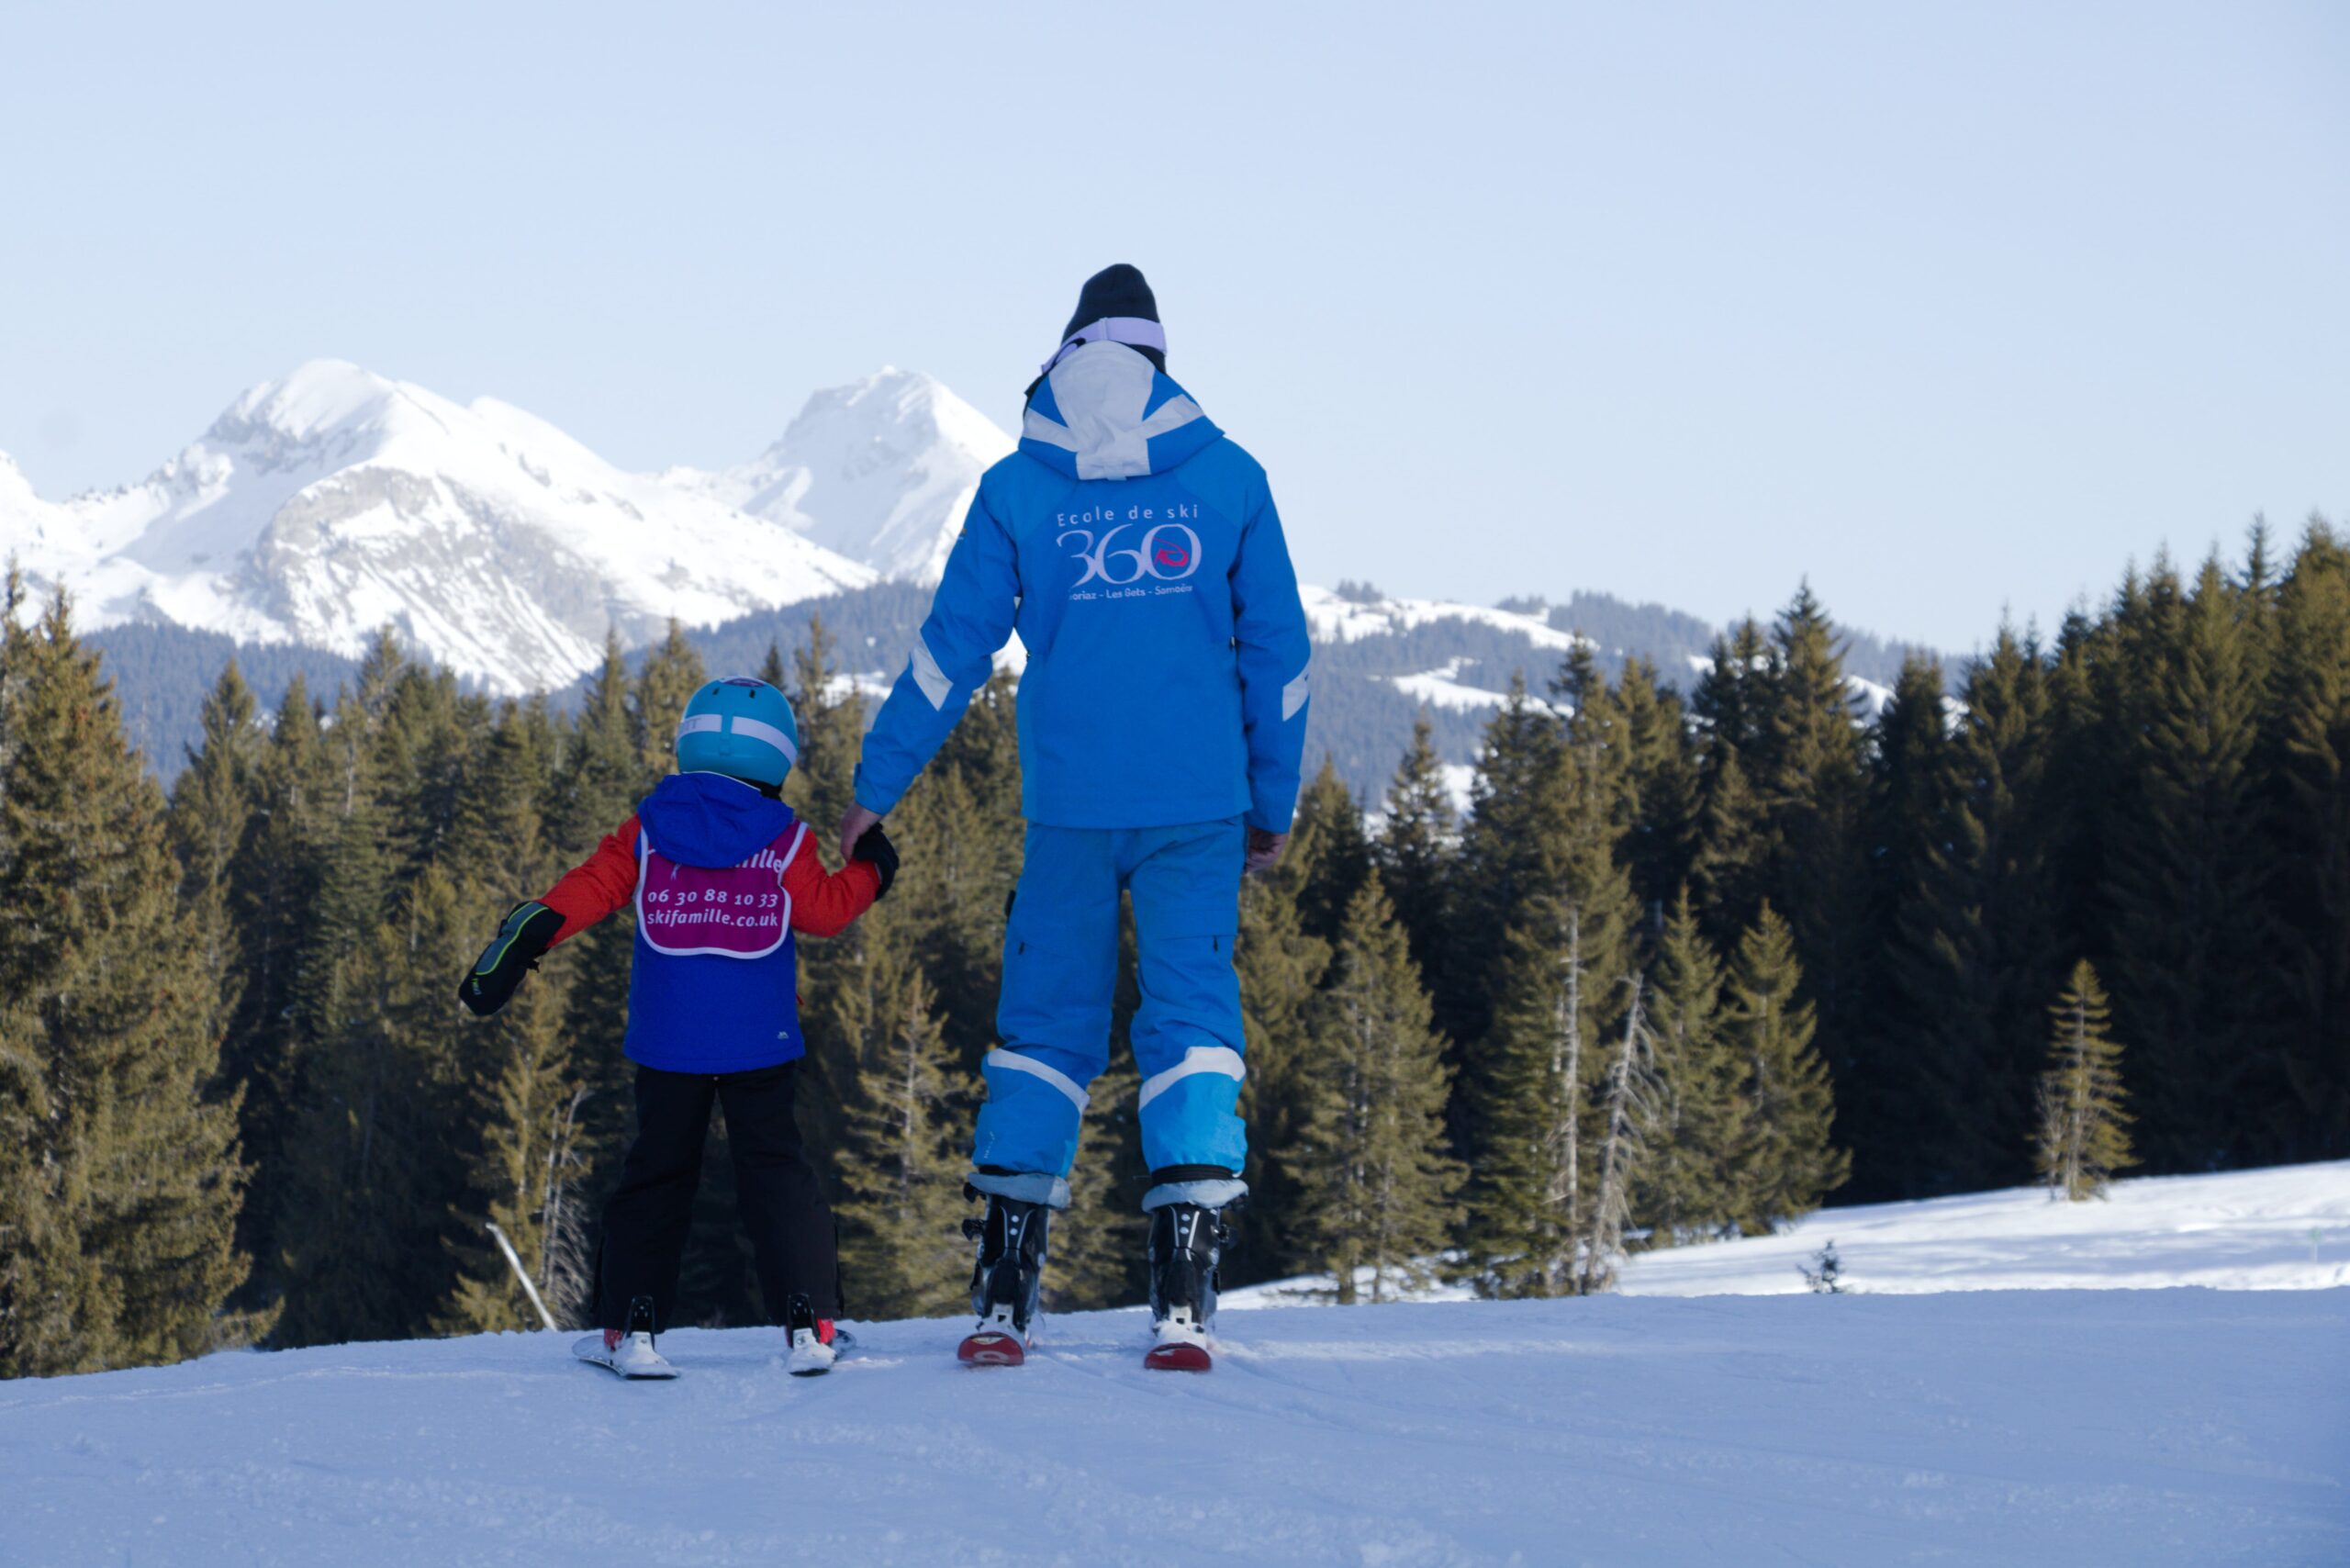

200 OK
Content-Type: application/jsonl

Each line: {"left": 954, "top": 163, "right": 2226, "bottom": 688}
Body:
{"left": 6, "top": 364, "right": 877, "bottom": 692}
{"left": 667, "top": 367, "right": 1015, "bottom": 584}
{"left": 212, "top": 358, "right": 407, "bottom": 442}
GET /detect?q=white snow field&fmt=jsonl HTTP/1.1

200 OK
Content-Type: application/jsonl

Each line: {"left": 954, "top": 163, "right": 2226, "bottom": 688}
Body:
{"left": 1225, "top": 1159, "right": 2350, "bottom": 1309}
{"left": 2, "top": 1290, "right": 2342, "bottom": 1568}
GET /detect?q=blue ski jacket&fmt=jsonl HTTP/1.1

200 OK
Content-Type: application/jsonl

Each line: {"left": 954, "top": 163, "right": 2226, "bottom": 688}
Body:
{"left": 854, "top": 343, "right": 1312, "bottom": 833}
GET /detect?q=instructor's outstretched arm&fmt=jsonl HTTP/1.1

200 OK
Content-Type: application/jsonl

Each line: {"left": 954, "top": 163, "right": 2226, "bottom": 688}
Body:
{"left": 845, "top": 487, "right": 1021, "bottom": 857}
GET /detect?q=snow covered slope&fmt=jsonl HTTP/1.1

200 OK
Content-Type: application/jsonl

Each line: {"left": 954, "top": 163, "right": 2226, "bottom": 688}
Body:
{"left": 6, "top": 363, "right": 875, "bottom": 692}
{"left": 1231, "top": 1159, "right": 2350, "bottom": 1309}
{"left": 1622, "top": 1159, "right": 2350, "bottom": 1296}
{"left": 663, "top": 368, "right": 1013, "bottom": 584}
{"left": 0, "top": 453, "right": 89, "bottom": 587}
{"left": 3, "top": 1292, "right": 2340, "bottom": 1566}
{"left": 1301, "top": 581, "right": 1584, "bottom": 653}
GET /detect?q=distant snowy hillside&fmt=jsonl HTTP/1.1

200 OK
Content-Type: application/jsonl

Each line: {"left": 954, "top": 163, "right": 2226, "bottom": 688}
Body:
{"left": 4, "top": 362, "right": 875, "bottom": 692}
{"left": 3, "top": 1293, "right": 2339, "bottom": 1566}
{"left": 7, "top": 365, "right": 1951, "bottom": 787}
{"left": 1230, "top": 1159, "right": 2350, "bottom": 1308}
{"left": 663, "top": 368, "right": 1013, "bottom": 584}
{"left": 1301, "top": 581, "right": 1584, "bottom": 653}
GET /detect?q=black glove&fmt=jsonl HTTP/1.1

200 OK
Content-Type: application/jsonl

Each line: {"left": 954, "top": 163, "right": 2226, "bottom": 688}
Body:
{"left": 459, "top": 901, "right": 564, "bottom": 1017}
{"left": 852, "top": 822, "right": 900, "bottom": 901}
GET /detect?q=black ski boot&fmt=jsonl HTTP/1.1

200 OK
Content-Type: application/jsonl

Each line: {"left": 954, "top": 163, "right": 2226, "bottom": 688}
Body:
{"left": 1145, "top": 1202, "right": 1234, "bottom": 1372}
{"left": 957, "top": 1188, "right": 1051, "bottom": 1367}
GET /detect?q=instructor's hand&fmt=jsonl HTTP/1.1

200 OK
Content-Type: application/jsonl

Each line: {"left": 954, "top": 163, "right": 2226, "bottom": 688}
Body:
{"left": 839, "top": 803, "right": 883, "bottom": 863}
{"left": 1245, "top": 828, "right": 1289, "bottom": 875}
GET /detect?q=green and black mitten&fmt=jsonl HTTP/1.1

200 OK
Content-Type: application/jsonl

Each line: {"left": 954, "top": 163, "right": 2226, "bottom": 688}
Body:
{"left": 459, "top": 902, "right": 564, "bottom": 1017}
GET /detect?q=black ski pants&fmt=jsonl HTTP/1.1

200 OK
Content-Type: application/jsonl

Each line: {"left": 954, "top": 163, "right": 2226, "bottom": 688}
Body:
{"left": 596, "top": 1060, "right": 839, "bottom": 1331}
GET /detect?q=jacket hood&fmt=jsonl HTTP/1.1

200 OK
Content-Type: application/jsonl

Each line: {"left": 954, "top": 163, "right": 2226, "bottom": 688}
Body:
{"left": 638, "top": 772, "right": 798, "bottom": 868}
{"left": 1020, "top": 342, "right": 1223, "bottom": 481}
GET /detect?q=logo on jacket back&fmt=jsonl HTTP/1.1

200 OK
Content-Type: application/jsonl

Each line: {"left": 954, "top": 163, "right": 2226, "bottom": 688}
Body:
{"left": 1058, "top": 503, "right": 1203, "bottom": 593}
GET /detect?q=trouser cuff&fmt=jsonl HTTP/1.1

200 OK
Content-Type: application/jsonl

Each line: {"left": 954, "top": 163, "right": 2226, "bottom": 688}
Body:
{"left": 1141, "top": 1176, "right": 1248, "bottom": 1213}
{"left": 967, "top": 1169, "right": 1071, "bottom": 1210}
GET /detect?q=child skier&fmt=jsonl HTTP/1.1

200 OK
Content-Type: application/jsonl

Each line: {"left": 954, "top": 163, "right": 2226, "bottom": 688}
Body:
{"left": 458, "top": 675, "right": 897, "bottom": 1378}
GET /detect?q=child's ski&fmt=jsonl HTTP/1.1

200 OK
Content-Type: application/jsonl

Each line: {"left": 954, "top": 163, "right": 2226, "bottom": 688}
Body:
{"left": 573, "top": 1295, "right": 679, "bottom": 1379}
{"left": 574, "top": 1331, "right": 678, "bottom": 1379}
{"left": 784, "top": 1295, "right": 844, "bottom": 1377}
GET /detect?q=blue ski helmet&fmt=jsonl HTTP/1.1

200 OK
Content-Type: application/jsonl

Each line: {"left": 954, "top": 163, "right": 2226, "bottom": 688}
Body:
{"left": 674, "top": 677, "right": 800, "bottom": 789}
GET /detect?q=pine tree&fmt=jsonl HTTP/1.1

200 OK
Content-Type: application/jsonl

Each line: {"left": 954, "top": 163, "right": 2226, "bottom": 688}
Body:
{"left": 222, "top": 676, "right": 333, "bottom": 1298}
{"left": 2103, "top": 554, "right": 2265, "bottom": 1169}
{"left": 2035, "top": 960, "right": 2134, "bottom": 1199}
{"left": 1445, "top": 679, "right": 1567, "bottom": 1062}
{"left": 781, "top": 618, "right": 875, "bottom": 1171}
{"left": 894, "top": 670, "right": 1023, "bottom": 1075}
{"left": 1289, "top": 757, "right": 1372, "bottom": 950}
{"left": 831, "top": 953, "right": 970, "bottom": 1321}
{"left": 1295, "top": 873, "right": 1461, "bottom": 1303}
{"left": 1050, "top": 1058, "right": 1148, "bottom": 1311}
{"left": 1852, "top": 654, "right": 1955, "bottom": 1199}
{"left": 1462, "top": 689, "right": 1639, "bottom": 1296}
{"left": 1637, "top": 889, "right": 1742, "bottom": 1242}
{"left": 1752, "top": 587, "right": 1870, "bottom": 1141}
{"left": 168, "top": 662, "right": 261, "bottom": 1047}
{"left": 1466, "top": 894, "right": 1595, "bottom": 1297}
{"left": 1615, "top": 658, "right": 1699, "bottom": 926}
{"left": 2259, "top": 524, "right": 2350, "bottom": 1159}
{"left": 1576, "top": 973, "right": 1659, "bottom": 1294}
{"left": 0, "top": 589, "right": 249, "bottom": 1373}
{"left": 440, "top": 702, "right": 596, "bottom": 1334}
{"left": 630, "top": 621, "right": 708, "bottom": 779}
{"left": 1226, "top": 837, "right": 1332, "bottom": 1283}
{"left": 1689, "top": 619, "right": 1775, "bottom": 945}
{"left": 1723, "top": 903, "right": 1849, "bottom": 1231}
{"left": 1375, "top": 715, "right": 1456, "bottom": 991}
{"left": 274, "top": 862, "right": 473, "bottom": 1347}
{"left": 548, "top": 634, "right": 646, "bottom": 1216}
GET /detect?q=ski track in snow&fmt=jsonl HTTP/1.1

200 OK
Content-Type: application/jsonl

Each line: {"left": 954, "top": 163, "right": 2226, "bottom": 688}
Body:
{"left": 3, "top": 1290, "right": 2343, "bottom": 1567}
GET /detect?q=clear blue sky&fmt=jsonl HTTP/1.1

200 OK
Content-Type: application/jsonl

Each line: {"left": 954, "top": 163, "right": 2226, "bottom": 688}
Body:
{"left": 3, "top": 1, "right": 2344, "bottom": 653}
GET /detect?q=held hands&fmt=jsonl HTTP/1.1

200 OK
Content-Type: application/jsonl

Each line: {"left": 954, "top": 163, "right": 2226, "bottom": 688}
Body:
{"left": 838, "top": 803, "right": 883, "bottom": 863}
{"left": 458, "top": 902, "right": 564, "bottom": 1017}
{"left": 1245, "top": 828, "right": 1289, "bottom": 875}
{"left": 852, "top": 821, "right": 901, "bottom": 900}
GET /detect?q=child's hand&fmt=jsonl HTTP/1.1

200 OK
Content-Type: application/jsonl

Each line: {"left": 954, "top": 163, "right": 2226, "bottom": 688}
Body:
{"left": 852, "top": 823, "right": 901, "bottom": 901}
{"left": 838, "top": 803, "right": 883, "bottom": 862}
{"left": 458, "top": 902, "right": 564, "bottom": 1017}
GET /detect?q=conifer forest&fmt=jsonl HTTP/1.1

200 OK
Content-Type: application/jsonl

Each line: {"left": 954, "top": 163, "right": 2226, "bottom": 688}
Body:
{"left": 2, "top": 520, "right": 2345, "bottom": 1378}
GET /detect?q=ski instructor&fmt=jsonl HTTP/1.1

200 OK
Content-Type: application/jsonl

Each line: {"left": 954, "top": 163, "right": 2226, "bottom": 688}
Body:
{"left": 837, "top": 264, "right": 1311, "bottom": 1371}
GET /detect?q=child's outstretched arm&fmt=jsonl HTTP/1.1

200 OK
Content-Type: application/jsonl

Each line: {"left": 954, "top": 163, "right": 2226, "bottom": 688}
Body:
{"left": 784, "top": 822, "right": 896, "bottom": 937}
{"left": 458, "top": 817, "right": 642, "bottom": 1016}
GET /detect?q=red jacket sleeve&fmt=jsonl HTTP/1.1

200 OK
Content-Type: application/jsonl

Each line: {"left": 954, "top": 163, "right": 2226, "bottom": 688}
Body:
{"left": 539, "top": 816, "right": 643, "bottom": 946}
{"left": 781, "top": 827, "right": 881, "bottom": 938}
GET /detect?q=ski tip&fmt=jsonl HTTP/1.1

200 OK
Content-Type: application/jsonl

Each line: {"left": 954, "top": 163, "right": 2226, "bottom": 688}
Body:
{"left": 957, "top": 1330, "right": 1026, "bottom": 1368}
{"left": 1143, "top": 1341, "right": 1214, "bottom": 1373}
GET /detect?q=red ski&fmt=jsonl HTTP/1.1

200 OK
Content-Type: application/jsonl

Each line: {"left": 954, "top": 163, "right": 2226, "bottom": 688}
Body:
{"left": 1143, "top": 1339, "right": 1213, "bottom": 1372}
{"left": 957, "top": 1328, "right": 1026, "bottom": 1367}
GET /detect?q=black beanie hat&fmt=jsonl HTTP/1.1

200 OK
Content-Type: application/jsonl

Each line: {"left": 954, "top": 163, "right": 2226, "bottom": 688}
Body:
{"left": 1061, "top": 263, "right": 1159, "bottom": 344}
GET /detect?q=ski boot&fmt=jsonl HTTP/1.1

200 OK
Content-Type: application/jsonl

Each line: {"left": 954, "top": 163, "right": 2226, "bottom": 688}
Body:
{"left": 782, "top": 1293, "right": 840, "bottom": 1377}
{"left": 1145, "top": 1202, "right": 1234, "bottom": 1372}
{"left": 573, "top": 1294, "right": 678, "bottom": 1380}
{"left": 957, "top": 1188, "right": 1050, "bottom": 1367}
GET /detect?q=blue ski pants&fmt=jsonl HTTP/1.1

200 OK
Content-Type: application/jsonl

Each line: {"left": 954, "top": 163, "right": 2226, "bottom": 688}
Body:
{"left": 974, "top": 818, "right": 1248, "bottom": 1182}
